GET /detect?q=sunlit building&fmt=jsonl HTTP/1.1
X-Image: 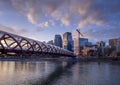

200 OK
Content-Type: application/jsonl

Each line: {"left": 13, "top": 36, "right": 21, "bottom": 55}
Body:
{"left": 73, "top": 38, "right": 89, "bottom": 55}
{"left": 63, "top": 32, "right": 73, "bottom": 51}
{"left": 82, "top": 45, "right": 97, "bottom": 56}
{"left": 73, "top": 38, "right": 79, "bottom": 55}
{"left": 109, "top": 38, "right": 118, "bottom": 50}
{"left": 109, "top": 38, "right": 120, "bottom": 56}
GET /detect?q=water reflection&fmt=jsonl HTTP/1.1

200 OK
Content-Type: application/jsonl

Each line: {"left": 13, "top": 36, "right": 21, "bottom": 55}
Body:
{"left": 0, "top": 61, "right": 56, "bottom": 85}
{"left": 1, "top": 61, "right": 120, "bottom": 85}
{"left": 53, "top": 62, "right": 120, "bottom": 85}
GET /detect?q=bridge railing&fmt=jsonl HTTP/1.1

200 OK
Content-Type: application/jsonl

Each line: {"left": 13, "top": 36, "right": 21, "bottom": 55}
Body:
{"left": 0, "top": 30, "right": 75, "bottom": 57}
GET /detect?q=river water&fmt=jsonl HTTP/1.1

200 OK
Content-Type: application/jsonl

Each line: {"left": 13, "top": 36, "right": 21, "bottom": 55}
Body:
{"left": 0, "top": 59, "right": 120, "bottom": 85}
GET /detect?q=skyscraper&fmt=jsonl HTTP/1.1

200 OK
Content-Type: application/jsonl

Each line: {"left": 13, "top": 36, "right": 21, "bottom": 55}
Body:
{"left": 96, "top": 41, "right": 106, "bottom": 56}
{"left": 54, "top": 35, "right": 62, "bottom": 47}
{"left": 109, "top": 38, "right": 120, "bottom": 53}
{"left": 80, "top": 38, "right": 88, "bottom": 49}
{"left": 109, "top": 38, "right": 118, "bottom": 51}
{"left": 117, "top": 38, "right": 120, "bottom": 53}
{"left": 73, "top": 38, "right": 89, "bottom": 55}
{"left": 63, "top": 32, "right": 73, "bottom": 51}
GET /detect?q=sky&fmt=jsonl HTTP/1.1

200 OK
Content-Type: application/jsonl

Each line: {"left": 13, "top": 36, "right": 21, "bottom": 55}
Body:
{"left": 0, "top": 0, "right": 120, "bottom": 43}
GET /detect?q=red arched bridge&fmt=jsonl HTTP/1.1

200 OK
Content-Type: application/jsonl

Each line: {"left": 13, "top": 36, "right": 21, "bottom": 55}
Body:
{"left": 0, "top": 31, "right": 75, "bottom": 57}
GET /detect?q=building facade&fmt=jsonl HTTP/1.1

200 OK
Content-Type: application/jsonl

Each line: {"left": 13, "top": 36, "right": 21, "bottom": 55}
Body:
{"left": 63, "top": 32, "right": 73, "bottom": 51}
{"left": 96, "top": 41, "right": 106, "bottom": 56}
{"left": 109, "top": 38, "right": 120, "bottom": 56}
{"left": 47, "top": 40, "right": 54, "bottom": 45}
{"left": 54, "top": 35, "right": 62, "bottom": 47}
{"left": 80, "top": 38, "right": 88, "bottom": 49}
{"left": 117, "top": 38, "right": 120, "bottom": 53}
{"left": 73, "top": 38, "right": 89, "bottom": 55}
{"left": 109, "top": 38, "right": 118, "bottom": 50}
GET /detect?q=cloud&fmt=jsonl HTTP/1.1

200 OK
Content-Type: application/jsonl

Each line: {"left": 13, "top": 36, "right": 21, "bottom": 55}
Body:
{"left": 0, "top": 0, "right": 120, "bottom": 41}
{"left": 0, "top": 24, "right": 28, "bottom": 35}
{"left": 76, "top": 0, "right": 120, "bottom": 28}
{"left": 27, "top": 13, "right": 36, "bottom": 24}
{"left": 49, "top": 20, "right": 55, "bottom": 26}
{"left": 0, "top": 11, "right": 2, "bottom": 14}
{"left": 0, "top": 24, "right": 43, "bottom": 41}
{"left": 38, "top": 21, "right": 49, "bottom": 28}
{"left": 11, "top": 0, "right": 41, "bottom": 24}
{"left": 10, "top": 0, "right": 66, "bottom": 23}
{"left": 61, "top": 14, "right": 70, "bottom": 26}
{"left": 1, "top": 0, "right": 120, "bottom": 27}
{"left": 0, "top": 24, "right": 16, "bottom": 33}
{"left": 82, "top": 25, "right": 120, "bottom": 42}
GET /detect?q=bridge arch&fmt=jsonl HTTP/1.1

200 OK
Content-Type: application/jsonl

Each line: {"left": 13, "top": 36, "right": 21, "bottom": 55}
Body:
{"left": 0, "top": 31, "right": 75, "bottom": 57}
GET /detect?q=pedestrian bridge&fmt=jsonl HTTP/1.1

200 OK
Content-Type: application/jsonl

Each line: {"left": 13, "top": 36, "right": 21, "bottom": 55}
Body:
{"left": 0, "top": 30, "right": 75, "bottom": 57}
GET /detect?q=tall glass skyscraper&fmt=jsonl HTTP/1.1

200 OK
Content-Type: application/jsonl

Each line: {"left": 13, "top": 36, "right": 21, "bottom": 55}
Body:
{"left": 74, "top": 38, "right": 88, "bottom": 55}
{"left": 54, "top": 35, "right": 62, "bottom": 47}
{"left": 63, "top": 32, "right": 73, "bottom": 51}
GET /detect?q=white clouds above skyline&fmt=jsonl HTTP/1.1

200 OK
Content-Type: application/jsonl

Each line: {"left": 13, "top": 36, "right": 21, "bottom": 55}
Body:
{"left": 1, "top": 0, "right": 120, "bottom": 26}
{"left": 0, "top": 0, "right": 120, "bottom": 42}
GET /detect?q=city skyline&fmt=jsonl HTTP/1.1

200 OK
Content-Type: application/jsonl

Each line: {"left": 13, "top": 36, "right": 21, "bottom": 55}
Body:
{"left": 0, "top": 0, "right": 120, "bottom": 43}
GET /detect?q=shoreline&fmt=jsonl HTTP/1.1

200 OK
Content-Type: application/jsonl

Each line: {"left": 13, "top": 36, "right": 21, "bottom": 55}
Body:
{"left": 77, "top": 57, "right": 120, "bottom": 62}
{"left": 0, "top": 57, "right": 120, "bottom": 62}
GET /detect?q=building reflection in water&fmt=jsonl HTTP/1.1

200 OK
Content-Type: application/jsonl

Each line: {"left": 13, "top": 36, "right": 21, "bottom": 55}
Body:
{"left": 0, "top": 61, "right": 56, "bottom": 85}
{"left": 62, "top": 61, "right": 67, "bottom": 70}
{"left": 45, "top": 62, "right": 48, "bottom": 73}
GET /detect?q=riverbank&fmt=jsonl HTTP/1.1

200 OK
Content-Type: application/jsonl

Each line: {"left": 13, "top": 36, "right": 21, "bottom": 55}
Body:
{"left": 0, "top": 57, "right": 75, "bottom": 63}
{"left": 77, "top": 57, "right": 120, "bottom": 62}
{"left": 0, "top": 56, "right": 120, "bottom": 63}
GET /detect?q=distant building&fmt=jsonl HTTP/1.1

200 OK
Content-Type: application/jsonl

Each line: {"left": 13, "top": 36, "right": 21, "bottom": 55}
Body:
{"left": 104, "top": 45, "right": 111, "bottom": 56}
{"left": 85, "top": 42, "right": 92, "bottom": 46}
{"left": 80, "top": 38, "right": 88, "bottom": 49}
{"left": 82, "top": 45, "right": 97, "bottom": 56}
{"left": 47, "top": 40, "right": 54, "bottom": 45}
{"left": 73, "top": 38, "right": 79, "bottom": 55}
{"left": 96, "top": 41, "right": 105, "bottom": 47}
{"left": 109, "top": 38, "right": 120, "bottom": 56}
{"left": 73, "top": 38, "right": 89, "bottom": 55}
{"left": 63, "top": 32, "right": 73, "bottom": 51}
{"left": 117, "top": 38, "right": 120, "bottom": 53}
{"left": 43, "top": 41, "right": 46, "bottom": 44}
{"left": 54, "top": 35, "right": 62, "bottom": 47}
{"left": 96, "top": 41, "right": 106, "bottom": 56}
{"left": 109, "top": 38, "right": 118, "bottom": 51}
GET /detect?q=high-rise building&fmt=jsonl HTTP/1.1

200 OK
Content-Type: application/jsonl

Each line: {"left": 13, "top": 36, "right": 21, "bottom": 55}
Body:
{"left": 73, "top": 38, "right": 89, "bottom": 55}
{"left": 80, "top": 38, "right": 88, "bottom": 49}
{"left": 117, "top": 38, "right": 120, "bottom": 52}
{"left": 54, "top": 35, "right": 62, "bottom": 47}
{"left": 96, "top": 41, "right": 105, "bottom": 47}
{"left": 109, "top": 38, "right": 117, "bottom": 47}
{"left": 47, "top": 40, "right": 54, "bottom": 45}
{"left": 63, "top": 32, "right": 73, "bottom": 51}
{"left": 96, "top": 41, "right": 106, "bottom": 56}
{"left": 109, "top": 38, "right": 120, "bottom": 56}
{"left": 109, "top": 38, "right": 118, "bottom": 51}
{"left": 73, "top": 38, "right": 79, "bottom": 54}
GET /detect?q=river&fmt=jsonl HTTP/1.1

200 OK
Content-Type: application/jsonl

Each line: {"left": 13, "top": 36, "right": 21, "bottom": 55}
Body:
{"left": 0, "top": 59, "right": 120, "bottom": 85}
